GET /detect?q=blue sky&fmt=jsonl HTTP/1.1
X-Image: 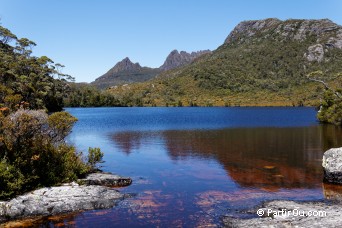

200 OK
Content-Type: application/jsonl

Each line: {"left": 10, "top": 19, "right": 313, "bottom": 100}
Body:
{"left": 1, "top": 0, "right": 342, "bottom": 82}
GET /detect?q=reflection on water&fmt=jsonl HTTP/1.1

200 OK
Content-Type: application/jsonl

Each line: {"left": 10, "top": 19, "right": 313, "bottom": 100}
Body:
{"left": 323, "top": 183, "right": 342, "bottom": 201}
{"left": 25, "top": 108, "right": 342, "bottom": 227}
{"left": 113, "top": 125, "right": 342, "bottom": 191}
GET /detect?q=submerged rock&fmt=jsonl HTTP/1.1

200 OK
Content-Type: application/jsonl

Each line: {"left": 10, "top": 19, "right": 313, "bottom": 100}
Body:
{"left": 0, "top": 172, "right": 132, "bottom": 223}
{"left": 322, "top": 148, "right": 342, "bottom": 184}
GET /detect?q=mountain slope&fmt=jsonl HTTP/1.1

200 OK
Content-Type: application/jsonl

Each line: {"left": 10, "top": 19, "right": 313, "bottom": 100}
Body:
{"left": 108, "top": 18, "right": 342, "bottom": 107}
{"left": 92, "top": 50, "right": 210, "bottom": 89}
{"left": 91, "top": 57, "right": 161, "bottom": 89}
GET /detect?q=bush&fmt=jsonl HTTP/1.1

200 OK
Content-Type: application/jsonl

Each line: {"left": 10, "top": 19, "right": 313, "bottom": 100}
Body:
{"left": 87, "top": 147, "right": 104, "bottom": 170}
{"left": 48, "top": 111, "right": 78, "bottom": 144}
{"left": 0, "top": 109, "right": 91, "bottom": 199}
{"left": 0, "top": 160, "right": 24, "bottom": 199}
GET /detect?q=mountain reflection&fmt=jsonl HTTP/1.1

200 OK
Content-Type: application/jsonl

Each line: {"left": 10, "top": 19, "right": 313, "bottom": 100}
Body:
{"left": 112, "top": 132, "right": 144, "bottom": 155}
{"left": 111, "top": 125, "right": 342, "bottom": 191}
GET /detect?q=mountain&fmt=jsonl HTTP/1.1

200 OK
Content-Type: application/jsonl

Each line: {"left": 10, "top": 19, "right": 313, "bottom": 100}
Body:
{"left": 107, "top": 57, "right": 142, "bottom": 73}
{"left": 91, "top": 57, "right": 161, "bottom": 89}
{"left": 92, "top": 50, "right": 210, "bottom": 89}
{"left": 108, "top": 18, "right": 342, "bottom": 107}
{"left": 159, "top": 50, "right": 211, "bottom": 71}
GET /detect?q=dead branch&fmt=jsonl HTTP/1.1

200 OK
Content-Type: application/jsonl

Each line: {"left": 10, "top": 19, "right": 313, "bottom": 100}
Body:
{"left": 308, "top": 77, "right": 342, "bottom": 99}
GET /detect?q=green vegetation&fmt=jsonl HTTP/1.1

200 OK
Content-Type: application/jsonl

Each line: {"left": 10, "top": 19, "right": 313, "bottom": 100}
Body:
{"left": 304, "top": 70, "right": 342, "bottom": 125}
{"left": 64, "top": 83, "right": 122, "bottom": 107}
{"left": 318, "top": 90, "right": 342, "bottom": 125}
{"left": 0, "top": 25, "right": 73, "bottom": 112}
{"left": 88, "top": 147, "right": 104, "bottom": 170}
{"left": 91, "top": 67, "right": 161, "bottom": 90}
{"left": 0, "top": 110, "right": 88, "bottom": 199}
{"left": 0, "top": 23, "right": 104, "bottom": 200}
{"left": 107, "top": 19, "right": 342, "bottom": 108}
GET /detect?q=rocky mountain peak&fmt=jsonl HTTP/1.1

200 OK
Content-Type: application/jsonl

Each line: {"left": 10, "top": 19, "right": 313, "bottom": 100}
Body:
{"left": 111, "top": 57, "right": 142, "bottom": 74}
{"left": 224, "top": 18, "right": 280, "bottom": 44}
{"left": 225, "top": 18, "right": 342, "bottom": 45}
{"left": 159, "top": 49, "right": 211, "bottom": 71}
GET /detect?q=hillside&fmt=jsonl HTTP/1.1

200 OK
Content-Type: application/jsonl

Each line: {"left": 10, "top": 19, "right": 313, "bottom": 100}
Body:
{"left": 108, "top": 18, "right": 342, "bottom": 107}
{"left": 91, "top": 57, "right": 161, "bottom": 89}
{"left": 91, "top": 50, "right": 210, "bottom": 89}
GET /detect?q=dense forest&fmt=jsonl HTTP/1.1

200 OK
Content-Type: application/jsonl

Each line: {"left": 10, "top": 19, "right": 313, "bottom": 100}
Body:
{"left": 64, "top": 83, "right": 122, "bottom": 107}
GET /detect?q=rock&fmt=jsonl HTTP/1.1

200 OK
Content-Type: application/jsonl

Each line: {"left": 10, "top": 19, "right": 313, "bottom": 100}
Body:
{"left": 327, "top": 30, "right": 342, "bottom": 49}
{"left": 0, "top": 185, "right": 124, "bottom": 222}
{"left": 224, "top": 18, "right": 342, "bottom": 48}
{"left": 223, "top": 200, "right": 342, "bottom": 227}
{"left": 92, "top": 57, "right": 161, "bottom": 89}
{"left": 159, "top": 49, "right": 211, "bottom": 71}
{"left": 323, "top": 148, "right": 342, "bottom": 184}
{"left": 0, "top": 172, "right": 132, "bottom": 223}
{"left": 225, "top": 18, "right": 281, "bottom": 44}
{"left": 108, "top": 57, "right": 143, "bottom": 74}
{"left": 81, "top": 172, "right": 132, "bottom": 187}
{"left": 91, "top": 49, "right": 210, "bottom": 89}
{"left": 304, "top": 44, "right": 324, "bottom": 62}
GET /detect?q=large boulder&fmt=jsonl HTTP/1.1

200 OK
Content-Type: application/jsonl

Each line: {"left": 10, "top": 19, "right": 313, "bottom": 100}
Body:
{"left": 323, "top": 148, "right": 342, "bottom": 184}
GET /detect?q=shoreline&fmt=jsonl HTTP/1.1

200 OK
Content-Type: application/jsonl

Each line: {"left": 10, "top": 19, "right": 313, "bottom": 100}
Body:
{"left": 0, "top": 172, "right": 132, "bottom": 224}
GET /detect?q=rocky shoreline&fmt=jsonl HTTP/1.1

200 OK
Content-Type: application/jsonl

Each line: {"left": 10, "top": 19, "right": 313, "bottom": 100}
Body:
{"left": 223, "top": 199, "right": 342, "bottom": 227}
{"left": 0, "top": 172, "right": 132, "bottom": 223}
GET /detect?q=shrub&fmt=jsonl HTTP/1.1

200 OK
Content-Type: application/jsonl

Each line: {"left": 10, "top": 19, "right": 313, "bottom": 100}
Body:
{"left": 0, "top": 160, "right": 24, "bottom": 199}
{"left": 87, "top": 147, "right": 104, "bottom": 170}
{"left": 0, "top": 109, "right": 91, "bottom": 199}
{"left": 48, "top": 111, "right": 78, "bottom": 144}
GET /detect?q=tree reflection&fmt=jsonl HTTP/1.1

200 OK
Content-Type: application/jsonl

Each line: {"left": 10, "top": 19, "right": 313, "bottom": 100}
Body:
{"left": 111, "top": 125, "right": 342, "bottom": 190}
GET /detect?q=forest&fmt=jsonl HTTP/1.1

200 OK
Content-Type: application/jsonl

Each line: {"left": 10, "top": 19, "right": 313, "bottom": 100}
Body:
{"left": 0, "top": 24, "right": 102, "bottom": 199}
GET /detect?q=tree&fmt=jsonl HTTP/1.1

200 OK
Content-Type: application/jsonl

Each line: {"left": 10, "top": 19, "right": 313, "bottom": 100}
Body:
{"left": 307, "top": 71, "right": 342, "bottom": 125}
{"left": 0, "top": 24, "right": 74, "bottom": 112}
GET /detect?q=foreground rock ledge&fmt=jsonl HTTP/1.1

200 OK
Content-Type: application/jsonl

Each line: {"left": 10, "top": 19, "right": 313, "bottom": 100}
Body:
{"left": 80, "top": 172, "right": 132, "bottom": 187}
{"left": 223, "top": 200, "right": 342, "bottom": 227}
{"left": 0, "top": 173, "right": 132, "bottom": 223}
{"left": 323, "top": 147, "right": 342, "bottom": 184}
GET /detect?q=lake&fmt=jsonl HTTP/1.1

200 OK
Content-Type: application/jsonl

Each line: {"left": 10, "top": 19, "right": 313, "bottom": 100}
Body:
{"left": 39, "top": 107, "right": 342, "bottom": 227}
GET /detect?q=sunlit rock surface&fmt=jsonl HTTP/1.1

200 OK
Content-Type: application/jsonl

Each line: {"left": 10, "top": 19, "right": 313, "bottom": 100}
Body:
{"left": 223, "top": 200, "right": 342, "bottom": 227}
{"left": 0, "top": 173, "right": 132, "bottom": 223}
{"left": 323, "top": 148, "right": 342, "bottom": 184}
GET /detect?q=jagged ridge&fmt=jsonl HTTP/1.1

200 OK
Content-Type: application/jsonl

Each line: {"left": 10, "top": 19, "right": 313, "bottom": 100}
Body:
{"left": 92, "top": 50, "right": 210, "bottom": 89}
{"left": 160, "top": 50, "right": 211, "bottom": 71}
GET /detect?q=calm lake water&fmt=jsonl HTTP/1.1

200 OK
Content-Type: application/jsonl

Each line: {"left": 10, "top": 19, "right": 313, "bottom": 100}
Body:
{"left": 38, "top": 107, "right": 342, "bottom": 227}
